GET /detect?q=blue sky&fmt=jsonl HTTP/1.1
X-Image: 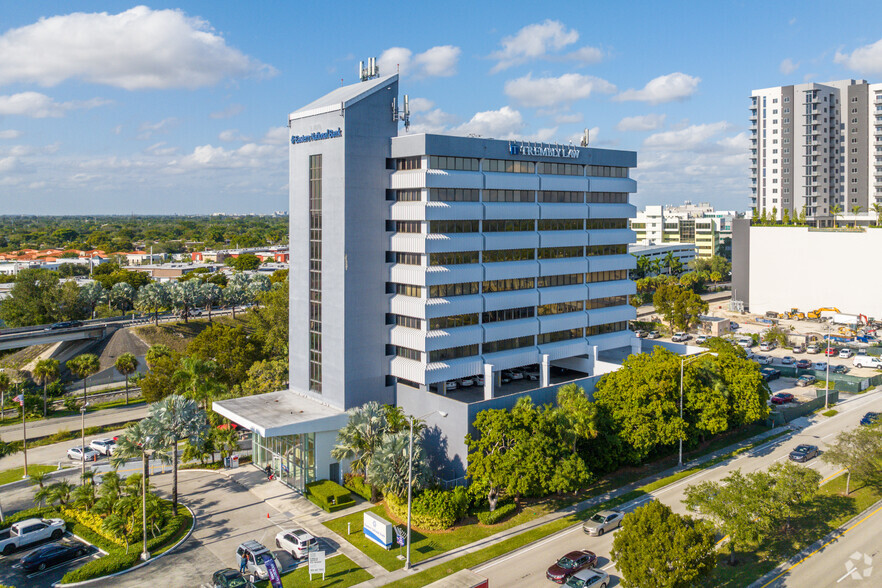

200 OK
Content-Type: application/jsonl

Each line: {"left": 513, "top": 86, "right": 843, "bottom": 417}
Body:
{"left": 3, "top": 1, "right": 882, "bottom": 214}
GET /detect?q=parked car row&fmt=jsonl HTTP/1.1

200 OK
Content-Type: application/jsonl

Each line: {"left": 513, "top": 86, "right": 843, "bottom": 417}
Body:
{"left": 66, "top": 437, "right": 118, "bottom": 462}
{"left": 445, "top": 365, "right": 545, "bottom": 391}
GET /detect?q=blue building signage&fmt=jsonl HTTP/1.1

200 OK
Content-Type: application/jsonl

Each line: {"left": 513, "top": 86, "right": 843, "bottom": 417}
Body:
{"left": 509, "top": 141, "right": 580, "bottom": 159}
{"left": 291, "top": 128, "right": 343, "bottom": 144}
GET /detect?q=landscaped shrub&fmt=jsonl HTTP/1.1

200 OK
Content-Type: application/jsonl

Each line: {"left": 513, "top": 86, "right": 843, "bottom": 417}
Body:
{"left": 305, "top": 480, "right": 355, "bottom": 513}
{"left": 61, "top": 507, "right": 127, "bottom": 546}
{"left": 146, "top": 512, "right": 192, "bottom": 552}
{"left": 343, "top": 473, "right": 372, "bottom": 501}
{"left": 476, "top": 502, "right": 517, "bottom": 525}
{"left": 0, "top": 506, "right": 56, "bottom": 528}
{"left": 60, "top": 552, "right": 140, "bottom": 583}
{"left": 384, "top": 487, "right": 470, "bottom": 530}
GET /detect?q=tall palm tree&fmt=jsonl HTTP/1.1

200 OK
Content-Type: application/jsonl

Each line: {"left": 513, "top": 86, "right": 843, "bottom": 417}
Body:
{"left": 214, "top": 427, "right": 239, "bottom": 464}
{"left": 172, "top": 357, "right": 221, "bottom": 410}
{"left": 66, "top": 353, "right": 100, "bottom": 406}
{"left": 32, "top": 358, "right": 60, "bottom": 417}
{"left": 831, "top": 204, "right": 843, "bottom": 227}
{"left": 149, "top": 394, "right": 209, "bottom": 515}
{"left": 114, "top": 353, "right": 139, "bottom": 405}
{"left": 200, "top": 282, "right": 222, "bottom": 321}
{"left": 851, "top": 205, "right": 863, "bottom": 228}
{"left": 366, "top": 430, "right": 431, "bottom": 499}
{"left": 663, "top": 251, "right": 677, "bottom": 275}
{"left": 331, "top": 401, "right": 389, "bottom": 479}
{"left": 46, "top": 480, "right": 74, "bottom": 507}
{"left": 0, "top": 372, "right": 8, "bottom": 424}
{"left": 29, "top": 469, "right": 50, "bottom": 489}
{"left": 872, "top": 203, "right": 882, "bottom": 227}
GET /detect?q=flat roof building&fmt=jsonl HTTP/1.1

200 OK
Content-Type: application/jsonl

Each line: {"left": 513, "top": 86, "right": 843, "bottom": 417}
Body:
{"left": 215, "top": 71, "right": 639, "bottom": 488}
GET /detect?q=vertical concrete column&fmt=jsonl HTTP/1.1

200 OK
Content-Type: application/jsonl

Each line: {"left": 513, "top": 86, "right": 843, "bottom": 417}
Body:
{"left": 483, "top": 363, "right": 494, "bottom": 400}
{"left": 540, "top": 354, "right": 550, "bottom": 388}
{"left": 441, "top": 380, "right": 448, "bottom": 396}
{"left": 631, "top": 336, "right": 642, "bottom": 356}
{"left": 590, "top": 345, "right": 599, "bottom": 375}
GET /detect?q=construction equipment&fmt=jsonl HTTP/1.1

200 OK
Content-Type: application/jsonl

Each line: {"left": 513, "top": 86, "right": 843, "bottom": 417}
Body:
{"left": 785, "top": 308, "right": 805, "bottom": 320}
{"left": 806, "top": 307, "right": 840, "bottom": 320}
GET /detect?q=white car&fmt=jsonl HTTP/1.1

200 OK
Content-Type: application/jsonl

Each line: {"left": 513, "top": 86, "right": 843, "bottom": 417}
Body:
{"left": 474, "top": 374, "right": 485, "bottom": 386}
{"left": 504, "top": 370, "right": 524, "bottom": 381}
{"left": 524, "top": 370, "right": 540, "bottom": 381}
{"left": 695, "top": 335, "right": 708, "bottom": 344}
{"left": 755, "top": 355, "right": 772, "bottom": 365}
{"left": 275, "top": 528, "right": 316, "bottom": 559}
{"left": 839, "top": 348, "right": 854, "bottom": 359}
{"left": 738, "top": 337, "right": 753, "bottom": 348}
{"left": 647, "top": 331, "right": 661, "bottom": 339}
{"left": 444, "top": 381, "right": 458, "bottom": 392}
{"left": 854, "top": 356, "right": 882, "bottom": 369}
{"left": 760, "top": 341, "right": 776, "bottom": 351}
{"left": 89, "top": 438, "right": 116, "bottom": 456}
{"left": 813, "top": 361, "right": 828, "bottom": 371}
{"left": 67, "top": 446, "right": 100, "bottom": 461}
{"left": 671, "top": 332, "right": 690, "bottom": 342}
{"left": 458, "top": 378, "right": 474, "bottom": 388}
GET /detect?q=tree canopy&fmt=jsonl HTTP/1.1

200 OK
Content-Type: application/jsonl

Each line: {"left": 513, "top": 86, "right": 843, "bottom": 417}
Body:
{"left": 653, "top": 283, "right": 709, "bottom": 333}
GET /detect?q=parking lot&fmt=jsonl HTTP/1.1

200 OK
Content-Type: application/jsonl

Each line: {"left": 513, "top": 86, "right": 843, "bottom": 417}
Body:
{"left": 0, "top": 533, "right": 99, "bottom": 588}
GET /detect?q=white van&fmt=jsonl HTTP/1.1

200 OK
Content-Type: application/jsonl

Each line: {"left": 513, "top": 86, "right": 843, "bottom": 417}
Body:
{"left": 737, "top": 337, "right": 753, "bottom": 348}
{"left": 853, "top": 356, "right": 882, "bottom": 369}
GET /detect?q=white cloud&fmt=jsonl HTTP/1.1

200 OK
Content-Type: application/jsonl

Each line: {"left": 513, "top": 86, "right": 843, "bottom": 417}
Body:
{"left": 378, "top": 45, "right": 461, "bottom": 79}
{"left": 643, "top": 121, "right": 729, "bottom": 151}
{"left": 554, "top": 113, "right": 583, "bottom": 124}
{"left": 173, "top": 142, "right": 282, "bottom": 169}
{"left": 408, "top": 108, "right": 459, "bottom": 134}
{"left": 0, "top": 130, "right": 22, "bottom": 139}
{"left": 0, "top": 92, "right": 109, "bottom": 118}
{"left": 407, "top": 97, "right": 434, "bottom": 113}
{"left": 219, "top": 129, "right": 247, "bottom": 142}
{"left": 504, "top": 73, "right": 616, "bottom": 107}
{"left": 835, "top": 39, "right": 882, "bottom": 74}
{"left": 136, "top": 117, "right": 178, "bottom": 140}
{"left": 779, "top": 58, "right": 799, "bottom": 75}
{"left": 144, "top": 142, "right": 178, "bottom": 156}
{"left": 210, "top": 104, "right": 244, "bottom": 119}
{"left": 562, "top": 46, "right": 604, "bottom": 66}
{"left": 261, "top": 126, "right": 288, "bottom": 145}
{"left": 452, "top": 106, "right": 525, "bottom": 138}
{"left": 0, "top": 6, "right": 275, "bottom": 90}
{"left": 615, "top": 72, "right": 700, "bottom": 104}
{"left": 617, "top": 113, "right": 667, "bottom": 132}
{"left": 490, "top": 20, "right": 579, "bottom": 72}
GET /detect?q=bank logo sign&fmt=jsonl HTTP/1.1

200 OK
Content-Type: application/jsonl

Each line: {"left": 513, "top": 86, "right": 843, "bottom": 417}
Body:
{"left": 509, "top": 141, "right": 580, "bottom": 159}
{"left": 291, "top": 128, "right": 343, "bottom": 144}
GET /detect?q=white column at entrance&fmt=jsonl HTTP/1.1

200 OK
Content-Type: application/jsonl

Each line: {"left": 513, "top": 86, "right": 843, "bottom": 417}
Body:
{"left": 540, "top": 354, "right": 550, "bottom": 388}
{"left": 589, "top": 345, "right": 599, "bottom": 375}
{"left": 631, "top": 336, "right": 642, "bottom": 355}
{"left": 483, "top": 363, "right": 494, "bottom": 400}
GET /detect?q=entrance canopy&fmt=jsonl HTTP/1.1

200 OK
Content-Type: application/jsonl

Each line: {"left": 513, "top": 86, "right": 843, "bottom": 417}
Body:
{"left": 212, "top": 390, "right": 348, "bottom": 437}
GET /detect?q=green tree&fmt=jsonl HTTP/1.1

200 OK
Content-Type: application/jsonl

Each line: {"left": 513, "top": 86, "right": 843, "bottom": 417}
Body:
{"left": 145, "top": 344, "right": 173, "bottom": 369}
{"left": 226, "top": 253, "right": 261, "bottom": 271}
{"left": 223, "top": 273, "right": 253, "bottom": 319}
{"left": 149, "top": 394, "right": 209, "bottom": 515}
{"left": 32, "top": 358, "right": 60, "bottom": 417}
{"left": 238, "top": 359, "right": 288, "bottom": 396}
{"left": 78, "top": 281, "right": 106, "bottom": 319}
{"left": 57, "top": 281, "right": 87, "bottom": 320}
{"left": 170, "top": 278, "right": 205, "bottom": 323}
{"left": 0, "top": 269, "right": 62, "bottom": 327}
{"left": 762, "top": 325, "right": 789, "bottom": 347}
{"left": 367, "top": 429, "right": 432, "bottom": 499}
{"left": 465, "top": 408, "right": 519, "bottom": 511}
{"left": 109, "top": 282, "right": 136, "bottom": 314}
{"left": 173, "top": 357, "right": 224, "bottom": 409}
{"left": 114, "top": 353, "right": 140, "bottom": 405}
{"left": 186, "top": 324, "right": 262, "bottom": 386}
{"left": 851, "top": 205, "right": 862, "bottom": 228}
{"left": 872, "top": 203, "right": 882, "bottom": 227}
{"left": 653, "top": 283, "right": 708, "bottom": 333}
{"left": 135, "top": 282, "right": 171, "bottom": 326}
{"left": 332, "top": 401, "right": 389, "bottom": 478}
{"left": 611, "top": 500, "right": 717, "bottom": 588}
{"left": 248, "top": 280, "right": 289, "bottom": 360}
{"left": 831, "top": 204, "right": 843, "bottom": 226}
{"left": 140, "top": 353, "right": 180, "bottom": 403}
{"left": 199, "top": 282, "right": 223, "bottom": 321}
{"left": 553, "top": 383, "right": 597, "bottom": 455}
{"left": 821, "top": 425, "right": 882, "bottom": 494}
{"left": 66, "top": 353, "right": 100, "bottom": 406}
{"left": 45, "top": 480, "right": 74, "bottom": 507}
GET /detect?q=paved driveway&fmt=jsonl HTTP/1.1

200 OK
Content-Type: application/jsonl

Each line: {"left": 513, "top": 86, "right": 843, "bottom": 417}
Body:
{"left": 0, "top": 533, "right": 99, "bottom": 588}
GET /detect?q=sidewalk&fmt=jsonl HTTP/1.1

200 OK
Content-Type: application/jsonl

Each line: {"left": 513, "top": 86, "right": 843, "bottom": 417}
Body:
{"left": 351, "top": 425, "right": 790, "bottom": 587}
{"left": 220, "top": 465, "right": 388, "bottom": 580}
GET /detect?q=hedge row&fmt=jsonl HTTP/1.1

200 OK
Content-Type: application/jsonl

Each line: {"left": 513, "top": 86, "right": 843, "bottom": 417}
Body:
{"left": 477, "top": 502, "right": 517, "bottom": 525}
{"left": 384, "top": 487, "right": 469, "bottom": 531}
{"left": 60, "top": 552, "right": 141, "bottom": 583}
{"left": 305, "top": 480, "right": 355, "bottom": 513}
{"left": 343, "top": 473, "right": 372, "bottom": 501}
{"left": 61, "top": 507, "right": 128, "bottom": 546}
{"left": 0, "top": 506, "right": 56, "bottom": 529}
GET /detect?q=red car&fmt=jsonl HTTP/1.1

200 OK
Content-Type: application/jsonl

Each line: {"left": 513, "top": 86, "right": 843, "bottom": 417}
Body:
{"left": 771, "top": 392, "right": 795, "bottom": 405}
{"left": 825, "top": 347, "right": 838, "bottom": 356}
{"left": 546, "top": 550, "right": 597, "bottom": 583}
{"left": 795, "top": 359, "right": 812, "bottom": 369}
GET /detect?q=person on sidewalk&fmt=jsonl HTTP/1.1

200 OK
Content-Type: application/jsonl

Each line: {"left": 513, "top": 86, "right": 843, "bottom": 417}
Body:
{"left": 239, "top": 554, "right": 247, "bottom": 574}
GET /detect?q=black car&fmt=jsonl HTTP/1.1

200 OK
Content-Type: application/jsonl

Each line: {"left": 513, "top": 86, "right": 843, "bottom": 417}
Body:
{"left": 44, "top": 320, "right": 83, "bottom": 331}
{"left": 789, "top": 444, "right": 819, "bottom": 463}
{"left": 860, "top": 412, "right": 880, "bottom": 426}
{"left": 212, "top": 568, "right": 251, "bottom": 588}
{"left": 761, "top": 367, "right": 781, "bottom": 381}
{"left": 20, "top": 543, "right": 87, "bottom": 572}
{"left": 832, "top": 365, "right": 850, "bottom": 374}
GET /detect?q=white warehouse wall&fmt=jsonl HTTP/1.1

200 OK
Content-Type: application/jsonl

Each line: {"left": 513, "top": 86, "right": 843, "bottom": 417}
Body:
{"left": 749, "top": 226, "right": 882, "bottom": 318}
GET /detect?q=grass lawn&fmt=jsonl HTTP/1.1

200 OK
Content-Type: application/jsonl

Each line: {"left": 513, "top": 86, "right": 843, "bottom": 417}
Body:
{"left": 0, "top": 464, "right": 59, "bottom": 485}
{"left": 254, "top": 554, "right": 371, "bottom": 588}
{"left": 706, "top": 474, "right": 882, "bottom": 587}
{"left": 134, "top": 314, "right": 250, "bottom": 352}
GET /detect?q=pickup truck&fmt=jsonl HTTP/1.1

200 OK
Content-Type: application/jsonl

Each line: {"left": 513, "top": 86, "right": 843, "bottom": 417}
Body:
{"left": 0, "top": 518, "right": 65, "bottom": 555}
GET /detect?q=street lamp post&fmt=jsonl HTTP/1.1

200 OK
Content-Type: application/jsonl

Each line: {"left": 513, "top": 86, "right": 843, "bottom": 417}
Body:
{"left": 141, "top": 450, "right": 150, "bottom": 561}
{"left": 825, "top": 327, "right": 831, "bottom": 409}
{"left": 80, "top": 404, "right": 88, "bottom": 480}
{"left": 405, "top": 410, "right": 447, "bottom": 571}
{"left": 679, "top": 351, "right": 717, "bottom": 467}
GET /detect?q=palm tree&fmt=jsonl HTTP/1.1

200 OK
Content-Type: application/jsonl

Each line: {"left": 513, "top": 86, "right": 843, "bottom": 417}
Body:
{"left": 72, "top": 478, "right": 97, "bottom": 509}
{"left": 366, "top": 430, "right": 431, "bottom": 499}
{"left": 149, "top": 394, "right": 209, "bottom": 515}
{"left": 78, "top": 281, "right": 106, "bottom": 319}
{"left": 0, "top": 371, "right": 9, "bottom": 423}
{"left": 663, "top": 251, "right": 677, "bottom": 275}
{"left": 46, "top": 480, "right": 74, "bottom": 507}
{"left": 66, "top": 353, "right": 100, "bottom": 406}
{"left": 872, "top": 203, "right": 882, "bottom": 227}
{"left": 29, "top": 469, "right": 50, "bottom": 489}
{"left": 109, "top": 282, "right": 136, "bottom": 315}
{"left": 851, "top": 205, "right": 862, "bottom": 228}
{"left": 214, "top": 426, "right": 239, "bottom": 464}
{"left": 94, "top": 471, "right": 123, "bottom": 515}
{"left": 634, "top": 255, "right": 650, "bottom": 280}
{"left": 145, "top": 344, "right": 172, "bottom": 370}
{"left": 831, "top": 204, "right": 843, "bottom": 227}
{"left": 135, "top": 282, "right": 172, "bottom": 326}
{"left": 200, "top": 282, "right": 222, "bottom": 321}
{"left": 32, "top": 358, "right": 60, "bottom": 417}
{"left": 332, "top": 402, "right": 390, "bottom": 500}
{"left": 114, "top": 353, "right": 139, "bottom": 405}
{"left": 649, "top": 258, "right": 663, "bottom": 276}
{"left": 173, "top": 357, "right": 221, "bottom": 410}
{"left": 170, "top": 279, "right": 205, "bottom": 324}
{"left": 224, "top": 273, "right": 252, "bottom": 319}
{"left": 248, "top": 274, "right": 272, "bottom": 308}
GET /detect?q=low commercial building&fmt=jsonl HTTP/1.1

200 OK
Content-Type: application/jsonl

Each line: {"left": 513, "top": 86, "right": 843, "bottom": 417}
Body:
{"left": 630, "top": 203, "right": 735, "bottom": 258}
{"left": 731, "top": 219, "right": 882, "bottom": 318}
{"left": 629, "top": 243, "right": 696, "bottom": 270}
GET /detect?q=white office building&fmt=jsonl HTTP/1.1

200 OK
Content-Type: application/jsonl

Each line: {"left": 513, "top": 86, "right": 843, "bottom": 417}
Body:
{"left": 630, "top": 203, "right": 735, "bottom": 258}
{"left": 750, "top": 79, "right": 882, "bottom": 225}
{"left": 214, "top": 71, "right": 639, "bottom": 487}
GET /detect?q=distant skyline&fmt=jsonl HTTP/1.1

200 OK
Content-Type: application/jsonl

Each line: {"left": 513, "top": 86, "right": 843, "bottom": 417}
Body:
{"left": 2, "top": 1, "right": 882, "bottom": 214}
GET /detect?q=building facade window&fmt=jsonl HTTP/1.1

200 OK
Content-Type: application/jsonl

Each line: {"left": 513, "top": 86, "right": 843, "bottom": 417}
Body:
{"left": 586, "top": 192, "right": 629, "bottom": 203}
{"left": 429, "top": 155, "right": 479, "bottom": 171}
{"left": 429, "top": 188, "right": 480, "bottom": 202}
{"left": 538, "top": 219, "right": 584, "bottom": 231}
{"left": 396, "top": 156, "right": 421, "bottom": 170}
{"left": 538, "top": 246, "right": 583, "bottom": 259}
{"left": 482, "top": 306, "right": 535, "bottom": 323}
{"left": 395, "top": 315, "right": 422, "bottom": 329}
{"left": 537, "top": 328, "right": 584, "bottom": 344}
{"left": 395, "top": 221, "right": 422, "bottom": 233}
{"left": 483, "top": 189, "right": 535, "bottom": 202}
{"left": 537, "top": 273, "right": 584, "bottom": 288}
{"left": 537, "top": 162, "right": 584, "bottom": 175}
{"left": 429, "top": 344, "right": 479, "bottom": 362}
{"left": 395, "top": 189, "right": 422, "bottom": 201}
{"left": 538, "top": 190, "right": 584, "bottom": 203}
{"left": 538, "top": 300, "right": 584, "bottom": 315}
{"left": 587, "top": 321, "right": 628, "bottom": 336}
{"left": 482, "top": 248, "right": 535, "bottom": 262}
{"left": 586, "top": 269, "right": 628, "bottom": 283}
{"left": 395, "top": 252, "right": 422, "bottom": 265}
{"left": 586, "top": 165, "right": 629, "bottom": 178}
{"left": 429, "top": 313, "right": 479, "bottom": 330}
{"left": 429, "top": 251, "right": 480, "bottom": 266}
{"left": 483, "top": 335, "right": 535, "bottom": 354}
{"left": 586, "top": 295, "right": 628, "bottom": 310}
{"left": 429, "top": 219, "right": 480, "bottom": 233}
{"left": 484, "top": 159, "right": 535, "bottom": 173}
{"left": 585, "top": 218, "right": 628, "bottom": 230}
{"left": 395, "top": 346, "right": 422, "bottom": 361}
{"left": 308, "top": 154, "right": 322, "bottom": 394}
{"left": 393, "top": 283, "right": 423, "bottom": 297}
{"left": 429, "top": 282, "right": 479, "bottom": 298}
{"left": 482, "top": 277, "right": 535, "bottom": 292}
{"left": 586, "top": 244, "right": 626, "bottom": 256}
{"left": 482, "top": 219, "right": 536, "bottom": 232}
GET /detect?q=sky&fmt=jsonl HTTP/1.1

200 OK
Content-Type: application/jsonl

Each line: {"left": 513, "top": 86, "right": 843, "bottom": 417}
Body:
{"left": 3, "top": 1, "right": 882, "bottom": 215}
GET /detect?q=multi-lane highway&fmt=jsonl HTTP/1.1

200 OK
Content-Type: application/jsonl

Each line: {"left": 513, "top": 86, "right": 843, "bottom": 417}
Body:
{"left": 474, "top": 389, "right": 882, "bottom": 587}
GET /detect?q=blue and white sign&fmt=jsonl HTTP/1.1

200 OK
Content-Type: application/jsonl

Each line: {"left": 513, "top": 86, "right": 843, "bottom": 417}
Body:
{"left": 509, "top": 141, "right": 580, "bottom": 159}
{"left": 363, "top": 511, "right": 394, "bottom": 549}
{"left": 291, "top": 128, "right": 343, "bottom": 144}
{"left": 264, "top": 556, "right": 283, "bottom": 588}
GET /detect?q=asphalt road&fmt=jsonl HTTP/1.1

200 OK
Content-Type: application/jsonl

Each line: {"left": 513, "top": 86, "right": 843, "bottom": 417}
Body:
{"left": 761, "top": 500, "right": 882, "bottom": 587}
{"left": 0, "top": 426, "right": 131, "bottom": 472}
{"left": 0, "top": 403, "right": 148, "bottom": 445}
{"left": 474, "top": 388, "right": 882, "bottom": 587}
{"left": 0, "top": 533, "right": 99, "bottom": 588}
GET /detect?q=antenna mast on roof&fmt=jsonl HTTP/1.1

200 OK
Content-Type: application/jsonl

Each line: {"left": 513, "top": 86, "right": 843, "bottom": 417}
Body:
{"left": 359, "top": 58, "right": 380, "bottom": 82}
{"left": 580, "top": 128, "right": 590, "bottom": 147}
{"left": 392, "top": 94, "right": 410, "bottom": 131}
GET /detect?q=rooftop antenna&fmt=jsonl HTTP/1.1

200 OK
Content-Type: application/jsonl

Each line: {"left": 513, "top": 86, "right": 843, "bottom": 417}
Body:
{"left": 392, "top": 94, "right": 410, "bottom": 130}
{"left": 580, "top": 128, "right": 590, "bottom": 147}
{"left": 359, "top": 57, "right": 380, "bottom": 82}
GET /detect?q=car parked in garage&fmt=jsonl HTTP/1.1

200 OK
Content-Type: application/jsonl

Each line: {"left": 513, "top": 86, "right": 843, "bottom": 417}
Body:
{"left": 546, "top": 550, "right": 597, "bottom": 584}
{"left": 789, "top": 444, "right": 819, "bottom": 462}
